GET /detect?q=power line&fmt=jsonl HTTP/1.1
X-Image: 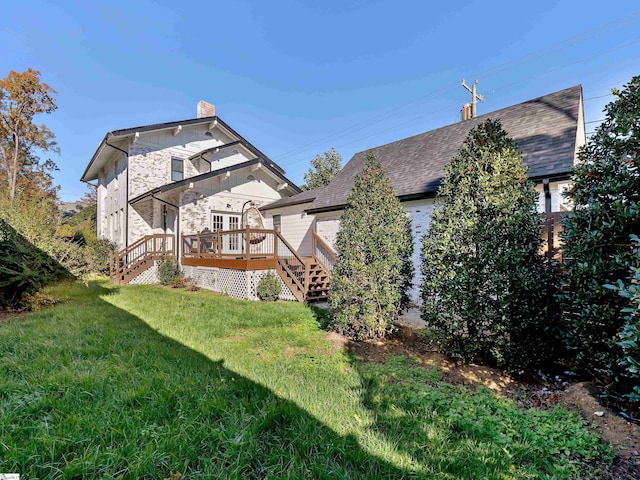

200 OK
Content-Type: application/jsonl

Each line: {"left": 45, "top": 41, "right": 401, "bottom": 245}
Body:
{"left": 275, "top": 11, "right": 640, "bottom": 166}
{"left": 286, "top": 38, "right": 640, "bottom": 166}
{"left": 585, "top": 93, "right": 614, "bottom": 101}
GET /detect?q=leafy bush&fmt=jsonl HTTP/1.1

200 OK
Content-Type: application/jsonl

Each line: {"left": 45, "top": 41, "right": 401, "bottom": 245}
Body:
{"left": 420, "top": 119, "right": 557, "bottom": 373}
{"left": 256, "top": 272, "right": 281, "bottom": 301}
{"left": 43, "top": 238, "right": 89, "bottom": 279}
{"left": 561, "top": 75, "right": 640, "bottom": 379}
{"left": 0, "top": 218, "right": 68, "bottom": 309}
{"left": 86, "top": 238, "right": 116, "bottom": 275}
{"left": 329, "top": 153, "right": 413, "bottom": 340}
{"left": 605, "top": 235, "right": 640, "bottom": 401}
{"left": 157, "top": 258, "right": 181, "bottom": 286}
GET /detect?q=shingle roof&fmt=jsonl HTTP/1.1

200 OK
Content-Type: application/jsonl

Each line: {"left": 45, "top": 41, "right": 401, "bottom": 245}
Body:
{"left": 260, "top": 188, "right": 321, "bottom": 211}
{"left": 307, "top": 85, "right": 582, "bottom": 213}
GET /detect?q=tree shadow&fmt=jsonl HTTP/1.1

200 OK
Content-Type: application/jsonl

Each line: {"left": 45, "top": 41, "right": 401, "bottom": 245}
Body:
{"left": 0, "top": 218, "right": 73, "bottom": 309}
{"left": 0, "top": 281, "right": 406, "bottom": 479}
{"left": 345, "top": 343, "right": 607, "bottom": 479}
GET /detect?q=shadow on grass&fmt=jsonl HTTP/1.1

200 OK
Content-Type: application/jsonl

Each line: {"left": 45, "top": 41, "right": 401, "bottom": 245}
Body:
{"left": 0, "top": 281, "right": 405, "bottom": 479}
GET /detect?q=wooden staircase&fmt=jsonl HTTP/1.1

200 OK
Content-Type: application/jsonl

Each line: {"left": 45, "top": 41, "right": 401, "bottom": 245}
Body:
{"left": 273, "top": 230, "right": 336, "bottom": 303}
{"left": 110, "top": 234, "right": 175, "bottom": 285}
{"left": 305, "top": 259, "right": 331, "bottom": 302}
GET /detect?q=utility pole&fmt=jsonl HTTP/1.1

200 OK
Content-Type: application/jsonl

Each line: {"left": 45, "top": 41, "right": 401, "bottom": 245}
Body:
{"left": 461, "top": 79, "right": 484, "bottom": 118}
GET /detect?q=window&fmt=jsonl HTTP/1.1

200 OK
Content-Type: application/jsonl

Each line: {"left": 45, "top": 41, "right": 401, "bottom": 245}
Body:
{"left": 273, "top": 215, "right": 281, "bottom": 232}
{"left": 228, "top": 216, "right": 240, "bottom": 250}
{"left": 211, "top": 214, "right": 224, "bottom": 232}
{"left": 171, "top": 157, "right": 184, "bottom": 181}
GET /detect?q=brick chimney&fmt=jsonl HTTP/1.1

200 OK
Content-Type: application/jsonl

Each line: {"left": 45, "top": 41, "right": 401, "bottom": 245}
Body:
{"left": 197, "top": 100, "right": 215, "bottom": 118}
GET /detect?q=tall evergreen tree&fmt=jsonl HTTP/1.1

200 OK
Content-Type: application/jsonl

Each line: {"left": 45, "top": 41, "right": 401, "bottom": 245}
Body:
{"left": 561, "top": 75, "right": 640, "bottom": 380}
{"left": 329, "top": 152, "right": 413, "bottom": 340}
{"left": 421, "top": 119, "right": 554, "bottom": 372}
{"left": 302, "top": 148, "right": 342, "bottom": 191}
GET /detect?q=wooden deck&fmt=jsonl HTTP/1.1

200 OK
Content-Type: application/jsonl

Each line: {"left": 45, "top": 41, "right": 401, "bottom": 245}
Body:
{"left": 111, "top": 228, "right": 336, "bottom": 302}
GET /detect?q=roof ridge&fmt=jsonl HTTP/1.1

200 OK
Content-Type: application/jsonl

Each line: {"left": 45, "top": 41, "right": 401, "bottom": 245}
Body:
{"left": 352, "top": 85, "right": 582, "bottom": 156}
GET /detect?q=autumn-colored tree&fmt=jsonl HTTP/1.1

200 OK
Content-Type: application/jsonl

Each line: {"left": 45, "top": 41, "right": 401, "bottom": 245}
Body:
{"left": 80, "top": 184, "right": 97, "bottom": 205}
{"left": 0, "top": 69, "right": 59, "bottom": 202}
{"left": 302, "top": 148, "right": 342, "bottom": 190}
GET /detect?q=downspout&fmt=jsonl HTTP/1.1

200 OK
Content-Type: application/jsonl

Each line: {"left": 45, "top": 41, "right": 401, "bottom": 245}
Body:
{"left": 105, "top": 139, "right": 130, "bottom": 249}
{"left": 543, "top": 178, "right": 553, "bottom": 263}
{"left": 152, "top": 195, "right": 180, "bottom": 262}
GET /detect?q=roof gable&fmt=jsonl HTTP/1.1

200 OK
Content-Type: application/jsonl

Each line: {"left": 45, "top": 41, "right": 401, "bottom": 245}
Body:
{"left": 82, "top": 115, "right": 288, "bottom": 182}
{"left": 307, "top": 85, "right": 583, "bottom": 213}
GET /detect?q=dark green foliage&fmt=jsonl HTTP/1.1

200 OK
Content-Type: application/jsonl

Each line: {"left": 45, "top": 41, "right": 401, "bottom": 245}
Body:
{"left": 329, "top": 153, "right": 413, "bottom": 340}
{"left": 302, "top": 147, "right": 342, "bottom": 190}
{"left": 605, "top": 236, "right": 640, "bottom": 401}
{"left": 0, "top": 218, "right": 68, "bottom": 308}
{"left": 421, "top": 119, "right": 555, "bottom": 373}
{"left": 157, "top": 258, "right": 181, "bottom": 286}
{"left": 561, "top": 76, "right": 640, "bottom": 380}
{"left": 256, "top": 272, "right": 282, "bottom": 301}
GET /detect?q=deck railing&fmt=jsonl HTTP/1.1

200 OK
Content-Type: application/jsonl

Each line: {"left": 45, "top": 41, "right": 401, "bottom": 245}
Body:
{"left": 182, "top": 227, "right": 277, "bottom": 260}
{"left": 181, "top": 227, "right": 309, "bottom": 298}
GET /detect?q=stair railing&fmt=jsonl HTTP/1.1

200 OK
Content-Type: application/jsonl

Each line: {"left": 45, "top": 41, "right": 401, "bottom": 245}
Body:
{"left": 311, "top": 230, "right": 336, "bottom": 274}
{"left": 110, "top": 234, "right": 174, "bottom": 281}
{"left": 274, "top": 231, "right": 308, "bottom": 297}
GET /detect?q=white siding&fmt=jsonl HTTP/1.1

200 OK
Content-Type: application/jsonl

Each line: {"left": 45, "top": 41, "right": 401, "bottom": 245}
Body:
{"left": 97, "top": 150, "right": 128, "bottom": 249}
{"left": 315, "top": 212, "right": 341, "bottom": 250}
{"left": 263, "top": 205, "right": 316, "bottom": 256}
{"left": 534, "top": 180, "right": 573, "bottom": 213}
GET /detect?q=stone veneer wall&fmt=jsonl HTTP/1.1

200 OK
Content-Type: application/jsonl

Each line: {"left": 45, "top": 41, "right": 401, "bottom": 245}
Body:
{"left": 182, "top": 265, "right": 297, "bottom": 301}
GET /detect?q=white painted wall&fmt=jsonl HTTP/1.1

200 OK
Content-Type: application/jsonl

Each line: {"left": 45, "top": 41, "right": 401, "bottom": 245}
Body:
{"left": 534, "top": 180, "right": 573, "bottom": 213}
{"left": 97, "top": 150, "right": 128, "bottom": 249}
{"left": 262, "top": 205, "right": 316, "bottom": 256}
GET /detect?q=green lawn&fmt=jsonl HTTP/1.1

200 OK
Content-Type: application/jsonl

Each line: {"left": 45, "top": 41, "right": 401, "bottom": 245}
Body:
{"left": 0, "top": 280, "right": 612, "bottom": 479}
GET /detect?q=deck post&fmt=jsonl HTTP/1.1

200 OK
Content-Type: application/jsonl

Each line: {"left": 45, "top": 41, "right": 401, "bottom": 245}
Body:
{"left": 273, "top": 230, "right": 278, "bottom": 260}
{"left": 245, "top": 225, "right": 251, "bottom": 260}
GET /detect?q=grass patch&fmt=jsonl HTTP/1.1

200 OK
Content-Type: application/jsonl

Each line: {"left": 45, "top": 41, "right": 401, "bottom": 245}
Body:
{"left": 0, "top": 280, "right": 612, "bottom": 478}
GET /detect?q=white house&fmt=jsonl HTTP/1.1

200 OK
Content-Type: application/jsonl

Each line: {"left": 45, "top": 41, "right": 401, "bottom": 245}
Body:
{"left": 83, "top": 86, "right": 584, "bottom": 305}
{"left": 81, "top": 102, "right": 330, "bottom": 301}
{"left": 260, "top": 85, "right": 585, "bottom": 304}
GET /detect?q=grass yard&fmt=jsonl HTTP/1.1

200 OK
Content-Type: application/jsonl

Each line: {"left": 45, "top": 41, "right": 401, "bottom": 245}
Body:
{"left": 0, "top": 280, "right": 613, "bottom": 479}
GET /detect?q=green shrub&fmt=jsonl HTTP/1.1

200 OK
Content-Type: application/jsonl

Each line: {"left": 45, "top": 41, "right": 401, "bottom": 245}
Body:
{"left": 0, "top": 218, "right": 68, "bottom": 309}
{"left": 605, "top": 235, "right": 640, "bottom": 401}
{"left": 86, "top": 238, "right": 116, "bottom": 275}
{"left": 561, "top": 75, "right": 640, "bottom": 379}
{"left": 256, "top": 272, "right": 281, "bottom": 301}
{"left": 43, "top": 238, "right": 89, "bottom": 279}
{"left": 329, "top": 153, "right": 413, "bottom": 340}
{"left": 420, "top": 119, "right": 557, "bottom": 373}
{"left": 157, "top": 258, "right": 181, "bottom": 286}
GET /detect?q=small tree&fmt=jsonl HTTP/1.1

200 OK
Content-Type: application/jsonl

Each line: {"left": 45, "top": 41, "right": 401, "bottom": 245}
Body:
{"left": 329, "top": 152, "right": 413, "bottom": 340}
{"left": 561, "top": 75, "right": 640, "bottom": 379}
{"left": 421, "top": 119, "right": 555, "bottom": 372}
{"left": 0, "top": 69, "right": 59, "bottom": 202}
{"left": 302, "top": 147, "right": 342, "bottom": 190}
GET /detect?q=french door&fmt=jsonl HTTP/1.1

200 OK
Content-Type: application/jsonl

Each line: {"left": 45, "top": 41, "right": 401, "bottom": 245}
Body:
{"left": 211, "top": 213, "right": 241, "bottom": 255}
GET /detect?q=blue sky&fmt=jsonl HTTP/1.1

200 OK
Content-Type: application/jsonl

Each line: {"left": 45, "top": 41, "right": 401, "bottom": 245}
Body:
{"left": 1, "top": 1, "right": 639, "bottom": 202}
